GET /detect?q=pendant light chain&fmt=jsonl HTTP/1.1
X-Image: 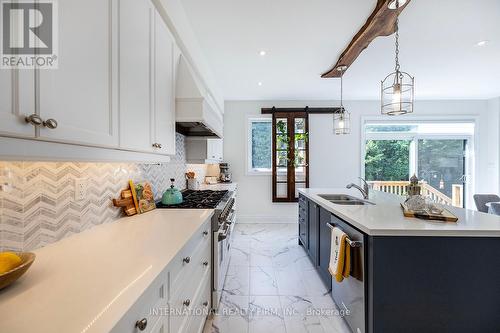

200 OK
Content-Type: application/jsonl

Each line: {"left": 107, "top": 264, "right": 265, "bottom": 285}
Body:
{"left": 340, "top": 67, "right": 344, "bottom": 111}
{"left": 394, "top": 0, "right": 400, "bottom": 72}
{"left": 395, "top": 18, "right": 400, "bottom": 72}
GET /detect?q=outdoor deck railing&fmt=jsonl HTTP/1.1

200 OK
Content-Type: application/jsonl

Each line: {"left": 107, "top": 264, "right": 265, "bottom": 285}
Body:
{"left": 369, "top": 181, "right": 463, "bottom": 207}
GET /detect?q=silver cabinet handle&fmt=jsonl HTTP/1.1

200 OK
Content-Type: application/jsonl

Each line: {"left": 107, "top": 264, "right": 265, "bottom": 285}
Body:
{"left": 183, "top": 257, "right": 191, "bottom": 264}
{"left": 25, "top": 114, "right": 43, "bottom": 126}
{"left": 183, "top": 299, "right": 191, "bottom": 307}
{"left": 152, "top": 143, "right": 163, "bottom": 149}
{"left": 43, "top": 118, "right": 58, "bottom": 129}
{"left": 135, "top": 318, "right": 147, "bottom": 331}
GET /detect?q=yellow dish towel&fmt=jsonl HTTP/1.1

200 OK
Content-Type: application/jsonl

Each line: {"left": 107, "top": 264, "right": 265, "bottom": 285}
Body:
{"left": 328, "top": 227, "right": 351, "bottom": 282}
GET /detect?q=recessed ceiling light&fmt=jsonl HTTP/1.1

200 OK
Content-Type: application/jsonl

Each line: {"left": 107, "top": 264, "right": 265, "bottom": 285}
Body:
{"left": 259, "top": 50, "right": 267, "bottom": 56}
{"left": 258, "top": 82, "right": 263, "bottom": 86}
{"left": 476, "top": 40, "right": 489, "bottom": 47}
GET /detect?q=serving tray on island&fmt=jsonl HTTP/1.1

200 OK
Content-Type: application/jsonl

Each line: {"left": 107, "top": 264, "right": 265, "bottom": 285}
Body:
{"left": 401, "top": 203, "right": 458, "bottom": 222}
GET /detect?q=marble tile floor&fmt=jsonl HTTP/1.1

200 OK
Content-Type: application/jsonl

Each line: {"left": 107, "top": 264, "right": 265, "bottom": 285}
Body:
{"left": 203, "top": 223, "right": 351, "bottom": 333}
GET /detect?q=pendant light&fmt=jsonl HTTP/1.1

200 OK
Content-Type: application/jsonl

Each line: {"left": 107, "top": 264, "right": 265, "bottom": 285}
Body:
{"left": 333, "top": 65, "right": 350, "bottom": 135}
{"left": 381, "top": 0, "right": 414, "bottom": 116}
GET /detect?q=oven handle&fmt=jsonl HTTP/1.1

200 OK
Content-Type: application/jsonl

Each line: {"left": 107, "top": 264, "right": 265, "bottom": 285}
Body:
{"left": 225, "top": 209, "right": 236, "bottom": 225}
{"left": 326, "top": 223, "right": 363, "bottom": 248}
{"left": 218, "top": 226, "right": 229, "bottom": 241}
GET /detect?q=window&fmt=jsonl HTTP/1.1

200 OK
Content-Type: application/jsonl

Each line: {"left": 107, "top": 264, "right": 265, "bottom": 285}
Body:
{"left": 247, "top": 118, "right": 272, "bottom": 174}
{"left": 362, "top": 120, "right": 475, "bottom": 208}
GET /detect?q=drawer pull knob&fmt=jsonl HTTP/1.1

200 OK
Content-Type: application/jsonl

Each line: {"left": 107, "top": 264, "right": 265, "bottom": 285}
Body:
{"left": 43, "top": 118, "right": 58, "bottom": 129}
{"left": 203, "top": 230, "right": 209, "bottom": 236}
{"left": 25, "top": 114, "right": 43, "bottom": 126}
{"left": 203, "top": 301, "right": 209, "bottom": 307}
{"left": 183, "top": 257, "right": 191, "bottom": 264}
{"left": 203, "top": 261, "right": 209, "bottom": 266}
{"left": 135, "top": 318, "right": 147, "bottom": 331}
{"left": 183, "top": 299, "right": 191, "bottom": 307}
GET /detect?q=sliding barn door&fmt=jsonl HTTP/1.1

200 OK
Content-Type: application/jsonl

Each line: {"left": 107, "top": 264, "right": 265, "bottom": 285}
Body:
{"left": 272, "top": 112, "right": 309, "bottom": 202}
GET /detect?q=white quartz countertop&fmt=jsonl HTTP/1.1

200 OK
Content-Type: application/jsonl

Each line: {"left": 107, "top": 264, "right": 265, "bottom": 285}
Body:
{"left": 299, "top": 188, "right": 500, "bottom": 237}
{"left": 0, "top": 209, "right": 214, "bottom": 333}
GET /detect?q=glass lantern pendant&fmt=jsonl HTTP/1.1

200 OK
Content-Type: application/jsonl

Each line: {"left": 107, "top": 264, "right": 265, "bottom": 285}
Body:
{"left": 381, "top": 0, "right": 414, "bottom": 116}
{"left": 334, "top": 66, "right": 351, "bottom": 135}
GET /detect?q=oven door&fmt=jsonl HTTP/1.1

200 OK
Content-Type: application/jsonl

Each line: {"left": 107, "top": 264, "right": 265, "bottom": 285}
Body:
{"left": 213, "top": 209, "right": 236, "bottom": 308}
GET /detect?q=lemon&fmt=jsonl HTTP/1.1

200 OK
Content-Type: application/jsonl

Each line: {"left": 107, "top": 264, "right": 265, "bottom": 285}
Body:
{"left": 0, "top": 252, "right": 22, "bottom": 274}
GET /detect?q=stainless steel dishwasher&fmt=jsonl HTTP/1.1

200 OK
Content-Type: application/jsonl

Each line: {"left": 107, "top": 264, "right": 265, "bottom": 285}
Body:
{"left": 329, "top": 214, "right": 366, "bottom": 333}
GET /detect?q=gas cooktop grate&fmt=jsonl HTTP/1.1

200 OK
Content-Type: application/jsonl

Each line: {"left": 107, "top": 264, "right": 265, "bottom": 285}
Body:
{"left": 156, "top": 190, "right": 229, "bottom": 209}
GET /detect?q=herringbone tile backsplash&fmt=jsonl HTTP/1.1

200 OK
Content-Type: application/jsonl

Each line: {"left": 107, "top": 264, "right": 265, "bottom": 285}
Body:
{"left": 0, "top": 133, "right": 202, "bottom": 252}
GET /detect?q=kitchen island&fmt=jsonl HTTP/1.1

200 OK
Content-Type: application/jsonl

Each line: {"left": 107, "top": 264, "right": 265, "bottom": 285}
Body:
{"left": 298, "top": 188, "right": 500, "bottom": 333}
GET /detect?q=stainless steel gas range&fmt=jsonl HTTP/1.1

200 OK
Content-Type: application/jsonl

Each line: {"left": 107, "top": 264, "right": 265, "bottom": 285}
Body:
{"left": 156, "top": 189, "right": 236, "bottom": 309}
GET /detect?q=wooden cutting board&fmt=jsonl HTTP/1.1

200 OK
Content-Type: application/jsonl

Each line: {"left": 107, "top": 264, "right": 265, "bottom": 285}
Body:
{"left": 401, "top": 203, "right": 458, "bottom": 222}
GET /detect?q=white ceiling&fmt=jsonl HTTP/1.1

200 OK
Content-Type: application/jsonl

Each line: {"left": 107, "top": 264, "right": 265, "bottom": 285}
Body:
{"left": 181, "top": 0, "right": 500, "bottom": 101}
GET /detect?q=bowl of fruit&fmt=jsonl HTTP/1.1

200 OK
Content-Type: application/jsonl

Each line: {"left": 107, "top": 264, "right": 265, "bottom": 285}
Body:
{"left": 0, "top": 252, "right": 36, "bottom": 290}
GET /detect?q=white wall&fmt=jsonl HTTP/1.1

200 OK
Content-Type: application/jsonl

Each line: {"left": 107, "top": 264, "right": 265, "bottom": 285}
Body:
{"left": 224, "top": 99, "right": 499, "bottom": 220}
{"left": 489, "top": 97, "right": 500, "bottom": 193}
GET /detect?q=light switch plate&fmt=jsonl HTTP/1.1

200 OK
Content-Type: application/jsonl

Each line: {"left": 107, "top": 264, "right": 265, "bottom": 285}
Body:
{"left": 75, "top": 178, "right": 87, "bottom": 201}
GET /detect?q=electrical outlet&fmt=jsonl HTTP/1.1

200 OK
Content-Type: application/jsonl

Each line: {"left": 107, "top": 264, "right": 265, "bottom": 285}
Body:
{"left": 75, "top": 178, "right": 88, "bottom": 201}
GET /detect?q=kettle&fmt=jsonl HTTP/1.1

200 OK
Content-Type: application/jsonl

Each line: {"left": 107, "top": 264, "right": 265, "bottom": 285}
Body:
{"left": 162, "top": 178, "right": 183, "bottom": 205}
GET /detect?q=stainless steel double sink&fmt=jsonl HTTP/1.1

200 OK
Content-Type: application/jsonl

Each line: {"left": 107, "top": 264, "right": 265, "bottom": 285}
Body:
{"left": 317, "top": 194, "right": 375, "bottom": 206}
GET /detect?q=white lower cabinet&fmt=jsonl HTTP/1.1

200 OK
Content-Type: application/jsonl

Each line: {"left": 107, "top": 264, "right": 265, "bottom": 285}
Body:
{"left": 110, "top": 271, "right": 167, "bottom": 333}
{"left": 111, "top": 219, "right": 211, "bottom": 333}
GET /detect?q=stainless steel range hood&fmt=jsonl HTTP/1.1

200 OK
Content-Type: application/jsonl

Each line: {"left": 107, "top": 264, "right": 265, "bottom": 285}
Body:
{"left": 176, "top": 56, "right": 223, "bottom": 138}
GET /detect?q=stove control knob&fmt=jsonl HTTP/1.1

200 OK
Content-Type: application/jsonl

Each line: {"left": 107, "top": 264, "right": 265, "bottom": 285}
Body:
{"left": 183, "top": 257, "right": 191, "bottom": 264}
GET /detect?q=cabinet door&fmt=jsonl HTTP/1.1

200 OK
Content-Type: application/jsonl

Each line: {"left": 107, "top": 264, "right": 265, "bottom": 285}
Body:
{"left": 207, "top": 138, "right": 223, "bottom": 161}
{"left": 119, "top": 0, "right": 154, "bottom": 152}
{"left": 308, "top": 201, "right": 319, "bottom": 265}
{"left": 38, "top": 0, "right": 118, "bottom": 147}
{"left": 0, "top": 71, "right": 35, "bottom": 137}
{"left": 153, "top": 11, "right": 176, "bottom": 155}
{"left": 298, "top": 195, "right": 308, "bottom": 248}
{"left": 318, "top": 207, "right": 333, "bottom": 287}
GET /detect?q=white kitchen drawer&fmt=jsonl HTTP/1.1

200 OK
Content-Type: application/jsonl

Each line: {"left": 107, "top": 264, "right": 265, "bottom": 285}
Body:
{"left": 110, "top": 271, "right": 167, "bottom": 333}
{"left": 171, "top": 236, "right": 211, "bottom": 300}
{"left": 183, "top": 273, "right": 211, "bottom": 333}
{"left": 169, "top": 221, "right": 211, "bottom": 293}
{"left": 170, "top": 269, "right": 210, "bottom": 333}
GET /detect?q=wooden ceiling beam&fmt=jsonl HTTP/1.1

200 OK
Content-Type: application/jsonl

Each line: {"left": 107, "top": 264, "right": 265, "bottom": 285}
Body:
{"left": 321, "top": 0, "right": 411, "bottom": 78}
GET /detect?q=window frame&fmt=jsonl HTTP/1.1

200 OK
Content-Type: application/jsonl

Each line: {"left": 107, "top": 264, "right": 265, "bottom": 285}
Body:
{"left": 246, "top": 116, "right": 273, "bottom": 176}
{"left": 360, "top": 116, "right": 477, "bottom": 208}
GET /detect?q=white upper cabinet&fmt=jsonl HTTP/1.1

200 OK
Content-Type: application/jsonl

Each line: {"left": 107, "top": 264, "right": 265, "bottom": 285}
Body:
{"left": 38, "top": 0, "right": 119, "bottom": 147}
{"left": 119, "top": 0, "right": 154, "bottom": 153}
{"left": 119, "top": 0, "right": 177, "bottom": 155}
{"left": 186, "top": 137, "right": 223, "bottom": 164}
{"left": 153, "top": 11, "right": 178, "bottom": 156}
{"left": 0, "top": 70, "right": 36, "bottom": 137}
{"left": 207, "top": 138, "right": 223, "bottom": 162}
{"left": 0, "top": 0, "right": 182, "bottom": 160}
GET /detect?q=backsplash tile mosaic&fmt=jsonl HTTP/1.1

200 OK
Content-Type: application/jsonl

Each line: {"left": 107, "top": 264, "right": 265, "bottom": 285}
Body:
{"left": 0, "top": 133, "right": 195, "bottom": 252}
